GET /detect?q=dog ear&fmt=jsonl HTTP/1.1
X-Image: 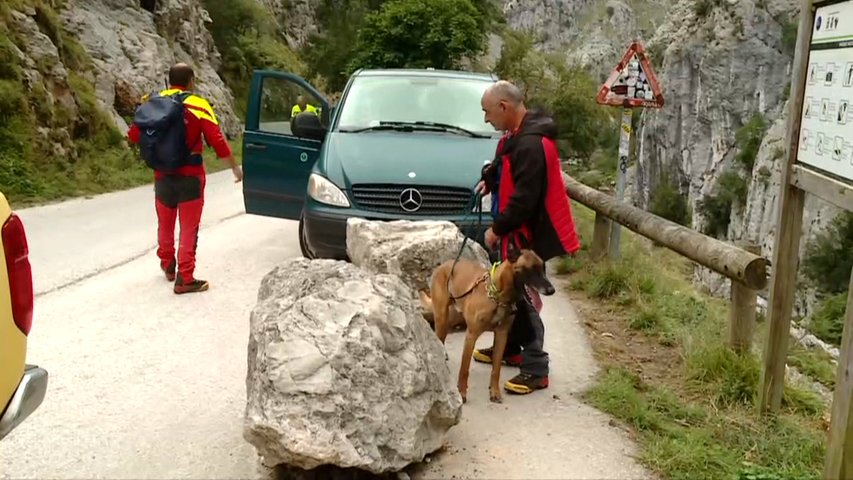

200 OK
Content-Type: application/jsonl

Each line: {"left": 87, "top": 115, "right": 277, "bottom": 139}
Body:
{"left": 506, "top": 241, "right": 521, "bottom": 263}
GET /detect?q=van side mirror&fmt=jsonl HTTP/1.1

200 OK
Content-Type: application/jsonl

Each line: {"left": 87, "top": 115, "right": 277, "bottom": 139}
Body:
{"left": 292, "top": 111, "right": 327, "bottom": 142}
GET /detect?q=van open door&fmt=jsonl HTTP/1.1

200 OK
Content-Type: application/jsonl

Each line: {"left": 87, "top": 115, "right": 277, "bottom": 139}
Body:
{"left": 242, "top": 70, "right": 330, "bottom": 220}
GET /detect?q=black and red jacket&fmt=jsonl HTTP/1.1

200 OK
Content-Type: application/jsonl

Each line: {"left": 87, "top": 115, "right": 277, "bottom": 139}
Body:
{"left": 481, "top": 109, "right": 581, "bottom": 261}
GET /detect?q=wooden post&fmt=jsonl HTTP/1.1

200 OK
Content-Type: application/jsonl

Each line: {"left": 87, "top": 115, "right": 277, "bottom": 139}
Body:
{"left": 758, "top": 0, "right": 813, "bottom": 415}
{"left": 729, "top": 242, "right": 760, "bottom": 354}
{"left": 824, "top": 265, "right": 853, "bottom": 479}
{"left": 591, "top": 212, "right": 612, "bottom": 260}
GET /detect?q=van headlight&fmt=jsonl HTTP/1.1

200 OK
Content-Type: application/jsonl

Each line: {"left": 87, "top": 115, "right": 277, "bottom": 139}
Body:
{"left": 473, "top": 192, "right": 491, "bottom": 212}
{"left": 307, "top": 173, "right": 350, "bottom": 207}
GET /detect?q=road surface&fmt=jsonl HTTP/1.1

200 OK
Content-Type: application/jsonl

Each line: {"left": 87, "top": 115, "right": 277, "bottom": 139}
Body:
{"left": 0, "top": 170, "right": 651, "bottom": 479}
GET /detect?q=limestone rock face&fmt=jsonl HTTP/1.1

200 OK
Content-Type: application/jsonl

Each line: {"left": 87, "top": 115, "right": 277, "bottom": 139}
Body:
{"left": 243, "top": 258, "right": 462, "bottom": 474}
{"left": 60, "top": 0, "right": 240, "bottom": 136}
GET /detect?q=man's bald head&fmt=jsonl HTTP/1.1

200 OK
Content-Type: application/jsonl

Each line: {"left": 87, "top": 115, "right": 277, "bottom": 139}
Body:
{"left": 481, "top": 80, "right": 526, "bottom": 132}
{"left": 169, "top": 63, "right": 195, "bottom": 89}
{"left": 483, "top": 80, "right": 524, "bottom": 106}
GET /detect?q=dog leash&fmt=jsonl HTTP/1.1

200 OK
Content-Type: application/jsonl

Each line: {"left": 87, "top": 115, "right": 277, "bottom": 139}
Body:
{"left": 447, "top": 180, "right": 487, "bottom": 301}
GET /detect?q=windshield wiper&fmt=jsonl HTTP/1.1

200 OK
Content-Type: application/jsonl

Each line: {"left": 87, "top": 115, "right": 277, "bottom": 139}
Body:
{"left": 340, "top": 121, "right": 490, "bottom": 138}
{"left": 382, "top": 121, "right": 491, "bottom": 138}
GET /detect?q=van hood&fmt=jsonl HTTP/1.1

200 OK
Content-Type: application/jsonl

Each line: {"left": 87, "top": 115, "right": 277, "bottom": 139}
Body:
{"left": 321, "top": 130, "right": 499, "bottom": 190}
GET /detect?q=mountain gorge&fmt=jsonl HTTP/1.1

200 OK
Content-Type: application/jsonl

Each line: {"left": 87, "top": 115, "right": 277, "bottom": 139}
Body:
{"left": 0, "top": 0, "right": 844, "bottom": 329}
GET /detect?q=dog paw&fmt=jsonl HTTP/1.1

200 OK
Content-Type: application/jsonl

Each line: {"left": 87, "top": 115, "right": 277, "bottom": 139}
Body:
{"left": 489, "top": 393, "right": 503, "bottom": 403}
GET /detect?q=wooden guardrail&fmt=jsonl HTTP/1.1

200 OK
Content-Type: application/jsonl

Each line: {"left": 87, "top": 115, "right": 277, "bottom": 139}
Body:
{"left": 564, "top": 176, "right": 769, "bottom": 353}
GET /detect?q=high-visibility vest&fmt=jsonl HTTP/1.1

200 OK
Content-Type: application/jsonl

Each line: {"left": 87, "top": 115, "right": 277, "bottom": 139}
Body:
{"left": 291, "top": 103, "right": 318, "bottom": 118}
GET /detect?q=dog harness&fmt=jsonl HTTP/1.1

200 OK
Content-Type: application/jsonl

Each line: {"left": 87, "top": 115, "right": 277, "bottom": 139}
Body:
{"left": 448, "top": 262, "right": 514, "bottom": 310}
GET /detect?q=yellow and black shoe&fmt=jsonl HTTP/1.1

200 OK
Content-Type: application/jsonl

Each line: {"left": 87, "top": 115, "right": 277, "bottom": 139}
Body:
{"left": 472, "top": 347, "right": 522, "bottom": 367}
{"left": 504, "top": 372, "right": 549, "bottom": 395}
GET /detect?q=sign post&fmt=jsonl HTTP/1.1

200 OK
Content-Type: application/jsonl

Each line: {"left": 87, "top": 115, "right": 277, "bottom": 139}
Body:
{"left": 755, "top": 0, "right": 853, "bottom": 476}
{"left": 596, "top": 40, "right": 665, "bottom": 259}
{"left": 612, "top": 108, "right": 633, "bottom": 257}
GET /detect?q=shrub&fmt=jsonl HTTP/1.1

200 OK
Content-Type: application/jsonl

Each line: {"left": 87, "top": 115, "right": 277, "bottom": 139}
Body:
{"left": 348, "top": 0, "right": 489, "bottom": 72}
{"left": 802, "top": 212, "right": 853, "bottom": 294}
{"left": 697, "top": 171, "right": 748, "bottom": 238}
{"left": 734, "top": 113, "right": 768, "bottom": 170}
{"left": 807, "top": 292, "right": 848, "bottom": 346}
{"left": 650, "top": 179, "right": 691, "bottom": 227}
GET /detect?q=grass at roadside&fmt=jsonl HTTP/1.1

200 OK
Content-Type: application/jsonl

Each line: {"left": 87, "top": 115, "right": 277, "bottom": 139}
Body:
{"left": 8, "top": 138, "right": 243, "bottom": 208}
{"left": 557, "top": 203, "right": 831, "bottom": 480}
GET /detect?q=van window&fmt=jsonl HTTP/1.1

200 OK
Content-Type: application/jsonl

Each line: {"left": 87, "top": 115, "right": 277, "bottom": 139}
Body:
{"left": 336, "top": 75, "right": 497, "bottom": 135}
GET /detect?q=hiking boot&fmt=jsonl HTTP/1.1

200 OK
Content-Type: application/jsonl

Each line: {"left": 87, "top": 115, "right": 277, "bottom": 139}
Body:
{"left": 472, "top": 347, "right": 522, "bottom": 367}
{"left": 161, "top": 259, "right": 177, "bottom": 282}
{"left": 174, "top": 276, "right": 209, "bottom": 294}
{"left": 504, "top": 372, "right": 549, "bottom": 394}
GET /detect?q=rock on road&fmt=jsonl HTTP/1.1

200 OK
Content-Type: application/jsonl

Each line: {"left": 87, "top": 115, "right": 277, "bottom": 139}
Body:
{"left": 0, "top": 170, "right": 652, "bottom": 479}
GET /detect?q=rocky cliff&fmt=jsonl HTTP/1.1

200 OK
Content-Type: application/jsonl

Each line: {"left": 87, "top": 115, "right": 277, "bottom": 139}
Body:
{"left": 500, "top": 0, "right": 673, "bottom": 81}
{"left": 61, "top": 0, "right": 240, "bottom": 136}
{"left": 632, "top": 0, "right": 838, "bottom": 317}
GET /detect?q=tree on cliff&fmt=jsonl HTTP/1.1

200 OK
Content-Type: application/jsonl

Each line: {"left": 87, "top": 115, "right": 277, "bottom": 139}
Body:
{"left": 347, "top": 0, "right": 490, "bottom": 73}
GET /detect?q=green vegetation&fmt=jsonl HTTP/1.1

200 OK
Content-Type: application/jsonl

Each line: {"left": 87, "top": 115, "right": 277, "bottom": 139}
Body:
{"left": 780, "top": 17, "right": 799, "bottom": 56}
{"left": 649, "top": 178, "right": 692, "bottom": 227}
{"left": 0, "top": 0, "right": 156, "bottom": 205}
{"left": 496, "top": 29, "right": 617, "bottom": 163}
{"left": 559, "top": 203, "right": 831, "bottom": 480}
{"left": 202, "top": 0, "right": 312, "bottom": 117}
{"left": 303, "top": 0, "right": 501, "bottom": 92}
{"left": 302, "top": 0, "right": 386, "bottom": 93}
{"left": 805, "top": 293, "right": 848, "bottom": 347}
{"left": 348, "top": 0, "right": 492, "bottom": 73}
{"left": 797, "top": 206, "right": 853, "bottom": 348}
{"left": 802, "top": 212, "right": 853, "bottom": 295}
{"left": 696, "top": 170, "right": 749, "bottom": 238}
{"left": 735, "top": 113, "right": 769, "bottom": 170}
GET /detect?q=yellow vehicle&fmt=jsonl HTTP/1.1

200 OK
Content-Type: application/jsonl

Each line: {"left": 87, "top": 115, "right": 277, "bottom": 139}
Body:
{"left": 0, "top": 191, "right": 47, "bottom": 441}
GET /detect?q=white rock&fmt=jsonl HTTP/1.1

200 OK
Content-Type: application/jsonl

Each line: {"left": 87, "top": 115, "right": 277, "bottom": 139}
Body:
{"left": 346, "top": 218, "right": 490, "bottom": 293}
{"left": 243, "top": 258, "right": 462, "bottom": 474}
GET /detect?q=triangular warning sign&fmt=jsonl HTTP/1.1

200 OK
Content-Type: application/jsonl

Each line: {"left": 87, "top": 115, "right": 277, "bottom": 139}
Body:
{"left": 596, "top": 41, "right": 664, "bottom": 108}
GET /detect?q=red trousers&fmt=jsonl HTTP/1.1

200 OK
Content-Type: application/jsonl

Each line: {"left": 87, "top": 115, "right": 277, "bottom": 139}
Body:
{"left": 154, "top": 174, "right": 206, "bottom": 281}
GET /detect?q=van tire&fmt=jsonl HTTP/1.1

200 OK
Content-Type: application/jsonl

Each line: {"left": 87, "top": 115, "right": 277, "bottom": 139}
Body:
{"left": 298, "top": 215, "right": 314, "bottom": 259}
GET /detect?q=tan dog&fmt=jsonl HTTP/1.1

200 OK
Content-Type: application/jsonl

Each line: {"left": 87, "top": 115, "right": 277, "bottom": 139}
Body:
{"left": 419, "top": 243, "right": 555, "bottom": 403}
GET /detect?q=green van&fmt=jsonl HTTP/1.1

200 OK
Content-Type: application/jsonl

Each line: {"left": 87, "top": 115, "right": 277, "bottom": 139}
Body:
{"left": 241, "top": 68, "right": 500, "bottom": 259}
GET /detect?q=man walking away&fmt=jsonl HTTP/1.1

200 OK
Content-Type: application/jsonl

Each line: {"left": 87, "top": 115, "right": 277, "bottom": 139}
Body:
{"left": 475, "top": 80, "right": 581, "bottom": 394}
{"left": 128, "top": 63, "right": 243, "bottom": 294}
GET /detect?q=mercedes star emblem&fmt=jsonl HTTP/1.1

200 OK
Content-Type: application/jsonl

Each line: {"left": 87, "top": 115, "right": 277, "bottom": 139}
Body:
{"left": 399, "top": 188, "right": 423, "bottom": 212}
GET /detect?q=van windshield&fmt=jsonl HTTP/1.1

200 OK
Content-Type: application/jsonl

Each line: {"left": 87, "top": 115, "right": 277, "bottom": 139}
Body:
{"left": 336, "top": 74, "right": 498, "bottom": 136}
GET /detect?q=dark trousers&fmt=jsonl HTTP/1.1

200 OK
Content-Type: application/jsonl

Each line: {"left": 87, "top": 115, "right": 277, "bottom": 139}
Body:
{"left": 488, "top": 249, "right": 549, "bottom": 377}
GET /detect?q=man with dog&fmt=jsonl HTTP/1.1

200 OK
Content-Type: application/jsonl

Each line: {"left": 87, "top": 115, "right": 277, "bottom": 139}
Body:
{"left": 475, "top": 80, "right": 581, "bottom": 395}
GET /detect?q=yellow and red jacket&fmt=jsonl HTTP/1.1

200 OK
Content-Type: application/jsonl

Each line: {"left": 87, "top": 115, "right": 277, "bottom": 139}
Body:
{"left": 128, "top": 86, "right": 231, "bottom": 177}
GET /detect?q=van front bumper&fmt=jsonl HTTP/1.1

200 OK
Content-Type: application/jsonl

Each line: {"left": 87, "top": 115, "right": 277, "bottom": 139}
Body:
{"left": 0, "top": 365, "right": 48, "bottom": 441}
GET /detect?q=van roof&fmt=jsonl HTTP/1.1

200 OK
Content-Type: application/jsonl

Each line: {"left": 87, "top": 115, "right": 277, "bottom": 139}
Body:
{"left": 352, "top": 68, "right": 498, "bottom": 82}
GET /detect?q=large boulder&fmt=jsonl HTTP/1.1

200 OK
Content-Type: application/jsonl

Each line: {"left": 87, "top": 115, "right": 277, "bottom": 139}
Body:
{"left": 243, "top": 258, "right": 463, "bottom": 474}
{"left": 346, "top": 218, "right": 490, "bottom": 292}
{"left": 346, "top": 219, "right": 490, "bottom": 330}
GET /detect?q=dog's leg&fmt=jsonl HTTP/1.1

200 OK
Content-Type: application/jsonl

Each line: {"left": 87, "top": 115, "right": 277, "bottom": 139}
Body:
{"left": 489, "top": 323, "right": 512, "bottom": 403}
{"left": 457, "top": 329, "right": 480, "bottom": 404}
